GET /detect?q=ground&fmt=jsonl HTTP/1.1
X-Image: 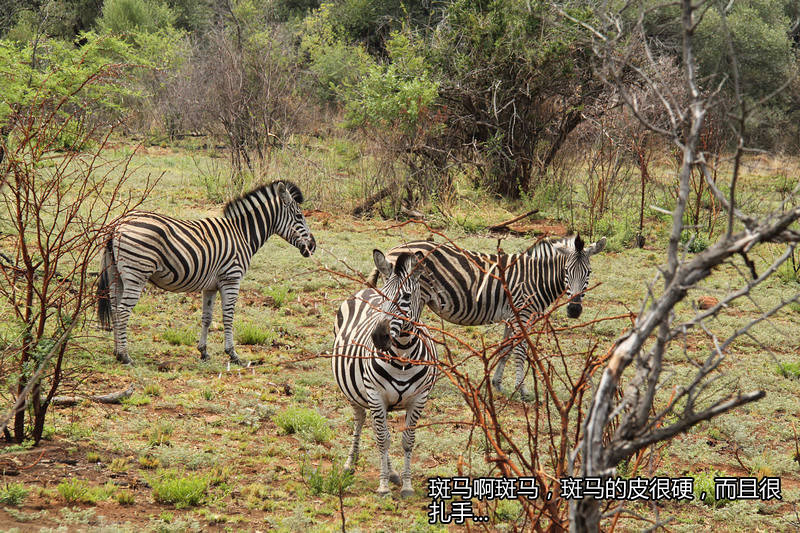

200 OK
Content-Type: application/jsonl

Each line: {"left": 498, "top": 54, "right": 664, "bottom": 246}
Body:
{"left": 1, "top": 144, "right": 799, "bottom": 532}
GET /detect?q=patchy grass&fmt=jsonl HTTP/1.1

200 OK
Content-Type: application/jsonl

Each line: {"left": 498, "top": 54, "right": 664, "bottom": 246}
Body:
{"left": 150, "top": 470, "right": 209, "bottom": 508}
{"left": 162, "top": 327, "right": 196, "bottom": 346}
{"left": 235, "top": 322, "right": 277, "bottom": 345}
{"left": 274, "top": 406, "right": 334, "bottom": 444}
{"left": 0, "top": 483, "right": 28, "bottom": 506}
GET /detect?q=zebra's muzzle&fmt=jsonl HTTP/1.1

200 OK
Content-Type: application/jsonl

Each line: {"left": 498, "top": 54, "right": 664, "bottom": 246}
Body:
{"left": 371, "top": 319, "right": 392, "bottom": 351}
{"left": 567, "top": 302, "right": 582, "bottom": 318}
{"left": 299, "top": 235, "right": 316, "bottom": 257}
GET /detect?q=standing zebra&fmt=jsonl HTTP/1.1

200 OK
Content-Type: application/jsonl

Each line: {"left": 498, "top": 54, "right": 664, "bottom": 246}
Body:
{"left": 333, "top": 250, "right": 437, "bottom": 498}
{"left": 97, "top": 181, "right": 316, "bottom": 365}
{"left": 367, "top": 235, "right": 605, "bottom": 399}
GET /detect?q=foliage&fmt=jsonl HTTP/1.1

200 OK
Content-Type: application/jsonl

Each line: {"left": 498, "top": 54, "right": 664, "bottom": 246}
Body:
{"left": 775, "top": 362, "right": 800, "bottom": 380}
{"left": 150, "top": 470, "right": 209, "bottom": 508}
{"left": 57, "top": 479, "right": 111, "bottom": 504}
{"left": 162, "top": 327, "right": 195, "bottom": 346}
{"left": 273, "top": 406, "right": 333, "bottom": 443}
{"left": 303, "top": 460, "right": 354, "bottom": 496}
{"left": 691, "top": 469, "right": 730, "bottom": 508}
{"left": 0, "top": 482, "right": 28, "bottom": 506}
{"left": 235, "top": 323, "right": 276, "bottom": 346}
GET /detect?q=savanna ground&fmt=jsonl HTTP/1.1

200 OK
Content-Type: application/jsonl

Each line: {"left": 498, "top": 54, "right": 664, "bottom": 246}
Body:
{"left": 2, "top": 138, "right": 800, "bottom": 532}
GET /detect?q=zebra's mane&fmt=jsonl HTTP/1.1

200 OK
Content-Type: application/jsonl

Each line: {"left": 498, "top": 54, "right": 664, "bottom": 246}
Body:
{"left": 528, "top": 235, "right": 581, "bottom": 255}
{"left": 223, "top": 181, "right": 304, "bottom": 218}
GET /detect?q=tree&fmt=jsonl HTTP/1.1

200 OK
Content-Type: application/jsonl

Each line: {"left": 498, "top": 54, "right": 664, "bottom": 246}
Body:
{"left": 561, "top": 1, "right": 800, "bottom": 530}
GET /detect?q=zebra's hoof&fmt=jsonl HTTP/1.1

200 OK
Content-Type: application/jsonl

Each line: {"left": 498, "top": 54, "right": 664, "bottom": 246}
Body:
{"left": 115, "top": 353, "right": 133, "bottom": 365}
{"left": 230, "top": 357, "right": 245, "bottom": 367}
{"left": 389, "top": 472, "right": 402, "bottom": 486}
{"left": 376, "top": 488, "right": 390, "bottom": 498}
{"left": 400, "top": 489, "right": 415, "bottom": 499}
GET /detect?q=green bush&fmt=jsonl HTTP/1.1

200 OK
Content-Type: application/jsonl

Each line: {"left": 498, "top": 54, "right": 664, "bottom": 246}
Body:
{"left": 162, "top": 327, "right": 195, "bottom": 346}
{"left": 150, "top": 470, "right": 208, "bottom": 508}
{"left": 274, "top": 406, "right": 333, "bottom": 443}
{"left": 57, "top": 479, "right": 112, "bottom": 504}
{"left": 691, "top": 469, "right": 729, "bottom": 507}
{"left": 0, "top": 483, "right": 28, "bottom": 506}
{"left": 262, "top": 285, "right": 295, "bottom": 309}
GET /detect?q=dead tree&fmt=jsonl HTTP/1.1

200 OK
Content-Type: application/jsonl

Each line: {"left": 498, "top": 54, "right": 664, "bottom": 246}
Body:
{"left": 563, "top": 1, "right": 800, "bottom": 530}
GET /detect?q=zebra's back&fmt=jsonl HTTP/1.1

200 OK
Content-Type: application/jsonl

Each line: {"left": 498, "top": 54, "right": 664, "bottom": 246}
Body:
{"left": 113, "top": 211, "right": 248, "bottom": 293}
{"left": 332, "top": 288, "right": 436, "bottom": 411}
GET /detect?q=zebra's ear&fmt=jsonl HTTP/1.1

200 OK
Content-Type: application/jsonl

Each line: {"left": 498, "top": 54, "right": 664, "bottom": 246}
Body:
{"left": 586, "top": 237, "right": 606, "bottom": 256}
{"left": 276, "top": 182, "right": 293, "bottom": 205}
{"left": 373, "top": 249, "right": 393, "bottom": 279}
{"left": 410, "top": 251, "right": 426, "bottom": 280}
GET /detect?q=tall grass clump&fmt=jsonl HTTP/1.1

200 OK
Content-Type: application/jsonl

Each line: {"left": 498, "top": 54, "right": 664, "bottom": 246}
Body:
{"left": 150, "top": 470, "right": 209, "bottom": 508}
{"left": 274, "top": 407, "right": 333, "bottom": 443}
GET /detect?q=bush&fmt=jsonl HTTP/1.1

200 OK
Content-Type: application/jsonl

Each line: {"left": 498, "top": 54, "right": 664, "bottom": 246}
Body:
{"left": 303, "top": 461, "right": 354, "bottom": 496}
{"left": 274, "top": 406, "right": 333, "bottom": 443}
{"left": 150, "top": 470, "right": 208, "bottom": 508}
{"left": 57, "top": 479, "right": 111, "bottom": 504}
{"left": 691, "top": 469, "right": 729, "bottom": 507}
{"left": 162, "top": 327, "right": 195, "bottom": 346}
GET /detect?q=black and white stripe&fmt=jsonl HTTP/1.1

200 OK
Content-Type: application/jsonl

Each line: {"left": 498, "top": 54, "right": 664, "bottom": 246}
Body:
{"left": 368, "top": 235, "right": 605, "bottom": 399}
{"left": 332, "top": 250, "right": 437, "bottom": 498}
{"left": 97, "top": 181, "right": 315, "bottom": 364}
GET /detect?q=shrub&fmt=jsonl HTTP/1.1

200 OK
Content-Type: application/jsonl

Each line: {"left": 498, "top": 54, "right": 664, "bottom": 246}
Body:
{"left": 147, "top": 420, "right": 174, "bottom": 446}
{"left": 303, "top": 461, "right": 354, "bottom": 496}
{"left": 114, "top": 489, "right": 136, "bottom": 505}
{"left": 691, "top": 469, "right": 729, "bottom": 507}
{"left": 262, "top": 285, "right": 295, "bottom": 309}
{"left": 57, "top": 479, "right": 108, "bottom": 504}
{"left": 274, "top": 407, "right": 333, "bottom": 443}
{"left": 150, "top": 471, "right": 208, "bottom": 508}
{"left": 0, "top": 483, "right": 28, "bottom": 506}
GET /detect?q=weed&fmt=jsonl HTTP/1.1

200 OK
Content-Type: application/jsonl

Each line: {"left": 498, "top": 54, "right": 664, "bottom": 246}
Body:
{"left": 236, "top": 322, "right": 276, "bottom": 345}
{"left": 62, "top": 422, "right": 92, "bottom": 440}
{"left": 680, "top": 231, "right": 709, "bottom": 253}
{"left": 200, "top": 387, "right": 215, "bottom": 401}
{"left": 122, "top": 393, "right": 151, "bottom": 407}
{"left": 59, "top": 506, "right": 97, "bottom": 524}
{"left": 0, "top": 482, "right": 28, "bottom": 506}
{"left": 139, "top": 454, "right": 161, "bottom": 469}
{"left": 262, "top": 285, "right": 295, "bottom": 309}
{"left": 144, "top": 382, "right": 162, "bottom": 397}
{"left": 56, "top": 478, "right": 110, "bottom": 504}
{"left": 150, "top": 470, "right": 209, "bottom": 508}
{"left": 242, "top": 482, "right": 274, "bottom": 511}
{"left": 162, "top": 327, "right": 195, "bottom": 346}
{"left": 109, "top": 457, "right": 129, "bottom": 473}
{"left": 691, "top": 469, "right": 729, "bottom": 507}
{"left": 273, "top": 406, "right": 333, "bottom": 443}
{"left": 776, "top": 362, "right": 800, "bottom": 379}
{"left": 86, "top": 451, "right": 102, "bottom": 463}
{"left": 303, "top": 461, "right": 354, "bottom": 496}
{"left": 147, "top": 420, "right": 174, "bottom": 447}
{"left": 114, "top": 489, "right": 135, "bottom": 505}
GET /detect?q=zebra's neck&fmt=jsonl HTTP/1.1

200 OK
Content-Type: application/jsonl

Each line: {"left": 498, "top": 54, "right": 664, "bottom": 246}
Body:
{"left": 527, "top": 242, "right": 568, "bottom": 307}
{"left": 227, "top": 191, "right": 277, "bottom": 255}
{"left": 386, "top": 327, "right": 427, "bottom": 359}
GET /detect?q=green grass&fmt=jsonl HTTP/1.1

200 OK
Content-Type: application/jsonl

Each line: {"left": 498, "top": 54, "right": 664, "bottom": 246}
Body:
{"left": 274, "top": 406, "right": 333, "bottom": 444}
{"left": 775, "top": 362, "right": 800, "bottom": 379}
{"left": 162, "top": 327, "right": 195, "bottom": 346}
{"left": 262, "top": 284, "right": 295, "bottom": 309}
{"left": 235, "top": 322, "right": 277, "bottom": 345}
{"left": 303, "top": 461, "right": 355, "bottom": 496}
{"left": 150, "top": 471, "right": 209, "bottom": 508}
{"left": 0, "top": 482, "right": 28, "bottom": 506}
{"left": 691, "top": 469, "right": 730, "bottom": 508}
{"left": 56, "top": 479, "right": 113, "bottom": 504}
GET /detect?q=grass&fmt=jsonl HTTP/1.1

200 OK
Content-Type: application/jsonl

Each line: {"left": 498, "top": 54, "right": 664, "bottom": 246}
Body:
{"left": 150, "top": 470, "right": 209, "bottom": 508}
{"left": 274, "top": 406, "right": 334, "bottom": 444}
{"left": 303, "top": 461, "right": 355, "bottom": 496}
{"left": 162, "top": 327, "right": 195, "bottom": 346}
{"left": 776, "top": 362, "right": 800, "bottom": 379}
{"left": 236, "top": 322, "right": 277, "bottom": 345}
{"left": 2, "top": 144, "right": 798, "bottom": 532}
{"left": 56, "top": 479, "right": 113, "bottom": 504}
{"left": 0, "top": 483, "right": 28, "bottom": 506}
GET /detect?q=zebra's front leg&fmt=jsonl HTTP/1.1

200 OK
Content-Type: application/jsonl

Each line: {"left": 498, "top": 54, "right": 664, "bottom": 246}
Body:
{"left": 369, "top": 402, "right": 392, "bottom": 496}
{"left": 399, "top": 397, "right": 426, "bottom": 499}
{"left": 512, "top": 341, "right": 532, "bottom": 402}
{"left": 219, "top": 281, "right": 243, "bottom": 365}
{"left": 344, "top": 404, "right": 366, "bottom": 473}
{"left": 198, "top": 289, "right": 217, "bottom": 361}
{"left": 491, "top": 324, "right": 514, "bottom": 394}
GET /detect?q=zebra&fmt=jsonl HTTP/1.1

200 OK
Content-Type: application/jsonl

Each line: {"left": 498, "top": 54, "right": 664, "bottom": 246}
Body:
{"left": 332, "top": 249, "right": 438, "bottom": 498}
{"left": 367, "top": 235, "right": 605, "bottom": 400}
{"left": 97, "top": 180, "right": 316, "bottom": 365}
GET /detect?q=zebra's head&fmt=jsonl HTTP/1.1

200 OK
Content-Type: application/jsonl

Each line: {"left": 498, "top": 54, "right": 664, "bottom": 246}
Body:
{"left": 555, "top": 234, "right": 606, "bottom": 318}
{"left": 274, "top": 181, "right": 316, "bottom": 257}
{"left": 370, "top": 250, "right": 425, "bottom": 351}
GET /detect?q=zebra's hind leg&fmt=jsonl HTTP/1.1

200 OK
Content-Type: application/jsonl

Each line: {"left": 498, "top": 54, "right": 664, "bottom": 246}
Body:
{"left": 198, "top": 289, "right": 217, "bottom": 361}
{"left": 512, "top": 342, "right": 532, "bottom": 402}
{"left": 491, "top": 324, "right": 514, "bottom": 393}
{"left": 219, "top": 281, "right": 244, "bottom": 365}
{"left": 113, "top": 276, "right": 146, "bottom": 365}
{"left": 399, "top": 397, "right": 426, "bottom": 499}
{"left": 369, "top": 402, "right": 392, "bottom": 496}
{"left": 344, "top": 403, "right": 366, "bottom": 472}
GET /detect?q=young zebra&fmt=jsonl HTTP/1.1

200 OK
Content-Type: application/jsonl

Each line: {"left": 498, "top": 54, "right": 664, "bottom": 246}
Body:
{"left": 367, "top": 235, "right": 605, "bottom": 400}
{"left": 332, "top": 250, "right": 437, "bottom": 498}
{"left": 97, "top": 181, "right": 315, "bottom": 365}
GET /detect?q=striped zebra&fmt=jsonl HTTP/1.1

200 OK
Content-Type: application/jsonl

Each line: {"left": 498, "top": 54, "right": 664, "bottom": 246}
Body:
{"left": 333, "top": 250, "right": 438, "bottom": 498}
{"left": 367, "top": 235, "right": 605, "bottom": 399}
{"left": 97, "top": 181, "right": 315, "bottom": 365}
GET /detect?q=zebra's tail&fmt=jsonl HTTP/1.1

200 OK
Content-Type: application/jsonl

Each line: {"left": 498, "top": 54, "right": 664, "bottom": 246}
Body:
{"left": 366, "top": 267, "right": 381, "bottom": 288}
{"left": 97, "top": 238, "right": 115, "bottom": 331}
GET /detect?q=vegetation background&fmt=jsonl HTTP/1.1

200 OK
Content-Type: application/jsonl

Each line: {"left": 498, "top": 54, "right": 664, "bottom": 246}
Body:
{"left": 1, "top": 0, "right": 800, "bottom": 531}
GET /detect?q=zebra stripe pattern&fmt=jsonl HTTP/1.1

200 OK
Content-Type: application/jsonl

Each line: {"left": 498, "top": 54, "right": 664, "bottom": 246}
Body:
{"left": 97, "top": 181, "right": 315, "bottom": 365}
{"left": 368, "top": 235, "right": 605, "bottom": 399}
{"left": 332, "top": 250, "right": 437, "bottom": 498}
